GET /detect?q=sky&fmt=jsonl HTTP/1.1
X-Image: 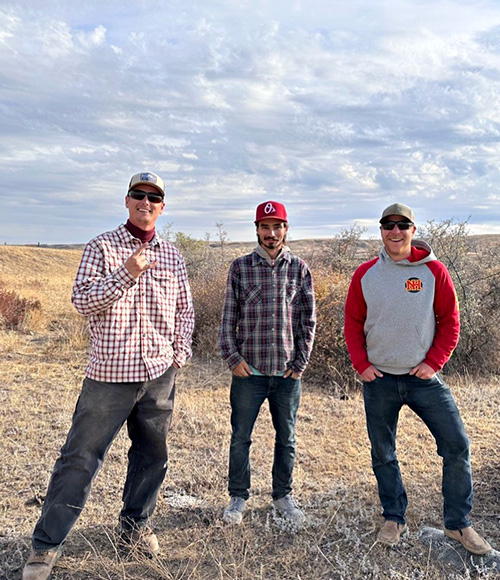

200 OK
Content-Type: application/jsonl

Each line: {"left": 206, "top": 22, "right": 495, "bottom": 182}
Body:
{"left": 2, "top": 0, "right": 500, "bottom": 244}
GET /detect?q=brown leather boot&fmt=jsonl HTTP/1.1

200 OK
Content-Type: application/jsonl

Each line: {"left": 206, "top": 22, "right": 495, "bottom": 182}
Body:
{"left": 444, "top": 527, "right": 492, "bottom": 555}
{"left": 377, "top": 520, "right": 408, "bottom": 546}
{"left": 22, "top": 548, "right": 61, "bottom": 580}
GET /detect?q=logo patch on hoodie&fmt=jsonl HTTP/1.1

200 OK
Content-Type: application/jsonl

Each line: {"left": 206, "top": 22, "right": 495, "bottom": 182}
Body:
{"left": 405, "top": 277, "right": 423, "bottom": 293}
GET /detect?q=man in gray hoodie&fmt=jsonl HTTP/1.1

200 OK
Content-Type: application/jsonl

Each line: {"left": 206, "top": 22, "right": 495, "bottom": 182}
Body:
{"left": 344, "top": 203, "right": 491, "bottom": 554}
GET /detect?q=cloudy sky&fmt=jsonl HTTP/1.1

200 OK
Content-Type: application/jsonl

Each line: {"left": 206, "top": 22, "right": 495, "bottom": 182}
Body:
{"left": 2, "top": 0, "right": 500, "bottom": 244}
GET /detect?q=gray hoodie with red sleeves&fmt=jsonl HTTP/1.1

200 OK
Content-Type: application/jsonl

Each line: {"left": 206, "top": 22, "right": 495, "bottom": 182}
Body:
{"left": 344, "top": 240, "right": 460, "bottom": 375}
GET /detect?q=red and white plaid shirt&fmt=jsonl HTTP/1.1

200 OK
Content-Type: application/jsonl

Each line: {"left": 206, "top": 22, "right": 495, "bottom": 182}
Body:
{"left": 72, "top": 224, "right": 195, "bottom": 383}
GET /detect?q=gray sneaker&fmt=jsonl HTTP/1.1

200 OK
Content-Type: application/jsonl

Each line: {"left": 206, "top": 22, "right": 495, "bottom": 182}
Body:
{"left": 222, "top": 496, "right": 246, "bottom": 524}
{"left": 273, "top": 494, "right": 305, "bottom": 523}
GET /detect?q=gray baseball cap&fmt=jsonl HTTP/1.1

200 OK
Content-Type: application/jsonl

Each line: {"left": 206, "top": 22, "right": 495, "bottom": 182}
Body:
{"left": 128, "top": 171, "right": 165, "bottom": 197}
{"left": 380, "top": 203, "right": 415, "bottom": 223}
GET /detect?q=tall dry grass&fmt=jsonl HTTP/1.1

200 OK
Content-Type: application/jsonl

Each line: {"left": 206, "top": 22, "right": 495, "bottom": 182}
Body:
{"left": 1, "top": 243, "right": 500, "bottom": 580}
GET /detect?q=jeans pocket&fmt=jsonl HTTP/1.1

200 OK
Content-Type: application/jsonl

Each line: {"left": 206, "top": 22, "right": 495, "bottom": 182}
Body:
{"left": 413, "top": 374, "right": 443, "bottom": 386}
{"left": 231, "top": 374, "right": 251, "bottom": 381}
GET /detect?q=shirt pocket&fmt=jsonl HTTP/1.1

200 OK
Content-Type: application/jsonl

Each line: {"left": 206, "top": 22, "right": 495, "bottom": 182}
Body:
{"left": 243, "top": 284, "right": 262, "bottom": 305}
{"left": 149, "top": 268, "right": 176, "bottom": 303}
{"left": 285, "top": 282, "right": 300, "bottom": 304}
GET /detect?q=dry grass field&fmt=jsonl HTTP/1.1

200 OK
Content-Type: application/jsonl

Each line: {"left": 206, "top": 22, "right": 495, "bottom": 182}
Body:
{"left": 1, "top": 245, "right": 500, "bottom": 580}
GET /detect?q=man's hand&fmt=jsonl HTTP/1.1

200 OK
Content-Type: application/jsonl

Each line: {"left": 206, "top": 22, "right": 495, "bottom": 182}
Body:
{"left": 409, "top": 362, "right": 436, "bottom": 380}
{"left": 232, "top": 360, "right": 253, "bottom": 377}
{"left": 284, "top": 369, "right": 301, "bottom": 379}
{"left": 125, "top": 242, "right": 157, "bottom": 279}
{"left": 360, "top": 364, "right": 383, "bottom": 382}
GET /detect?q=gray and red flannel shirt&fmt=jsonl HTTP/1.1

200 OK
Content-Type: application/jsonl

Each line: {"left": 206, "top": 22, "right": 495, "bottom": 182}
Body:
{"left": 218, "top": 248, "right": 316, "bottom": 375}
{"left": 72, "top": 224, "right": 195, "bottom": 383}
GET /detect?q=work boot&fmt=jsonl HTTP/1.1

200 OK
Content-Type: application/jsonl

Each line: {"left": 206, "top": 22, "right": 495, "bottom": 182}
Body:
{"left": 377, "top": 521, "right": 408, "bottom": 546}
{"left": 444, "top": 527, "right": 492, "bottom": 555}
{"left": 222, "top": 496, "right": 246, "bottom": 525}
{"left": 119, "top": 526, "right": 160, "bottom": 557}
{"left": 22, "top": 548, "right": 61, "bottom": 580}
{"left": 273, "top": 494, "right": 305, "bottom": 523}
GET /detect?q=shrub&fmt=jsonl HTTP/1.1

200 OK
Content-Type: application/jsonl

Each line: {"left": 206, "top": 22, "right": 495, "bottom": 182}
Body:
{"left": 167, "top": 220, "right": 500, "bottom": 385}
{"left": 305, "top": 266, "right": 355, "bottom": 395}
{"left": 190, "top": 264, "right": 228, "bottom": 359}
{"left": 418, "top": 220, "right": 500, "bottom": 375}
{"left": 0, "top": 288, "right": 42, "bottom": 331}
{"left": 165, "top": 228, "right": 236, "bottom": 360}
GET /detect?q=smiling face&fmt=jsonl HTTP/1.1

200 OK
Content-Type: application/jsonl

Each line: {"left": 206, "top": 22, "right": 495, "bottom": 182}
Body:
{"left": 380, "top": 215, "right": 416, "bottom": 261}
{"left": 125, "top": 183, "right": 165, "bottom": 230}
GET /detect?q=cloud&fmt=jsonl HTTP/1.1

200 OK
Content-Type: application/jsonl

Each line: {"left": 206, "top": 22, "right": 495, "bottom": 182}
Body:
{"left": 1, "top": 0, "right": 500, "bottom": 244}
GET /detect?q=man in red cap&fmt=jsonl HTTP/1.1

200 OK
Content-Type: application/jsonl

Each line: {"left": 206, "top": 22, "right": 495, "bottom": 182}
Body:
{"left": 218, "top": 201, "right": 316, "bottom": 525}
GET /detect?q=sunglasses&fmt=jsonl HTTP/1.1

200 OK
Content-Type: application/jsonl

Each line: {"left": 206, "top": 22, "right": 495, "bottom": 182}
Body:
{"left": 381, "top": 221, "right": 414, "bottom": 231}
{"left": 128, "top": 190, "right": 164, "bottom": 204}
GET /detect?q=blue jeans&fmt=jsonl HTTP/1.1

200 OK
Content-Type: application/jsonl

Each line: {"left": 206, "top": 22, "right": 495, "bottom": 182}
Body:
{"left": 363, "top": 372, "right": 473, "bottom": 529}
{"left": 32, "top": 366, "right": 176, "bottom": 551}
{"left": 228, "top": 374, "right": 301, "bottom": 500}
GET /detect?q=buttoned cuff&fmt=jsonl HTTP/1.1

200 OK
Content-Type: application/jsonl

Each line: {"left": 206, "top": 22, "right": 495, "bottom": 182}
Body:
{"left": 226, "top": 352, "right": 244, "bottom": 370}
{"left": 290, "top": 364, "right": 305, "bottom": 375}
{"left": 113, "top": 264, "right": 138, "bottom": 288}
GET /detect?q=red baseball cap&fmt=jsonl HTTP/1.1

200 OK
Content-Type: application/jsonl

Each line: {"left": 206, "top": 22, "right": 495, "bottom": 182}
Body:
{"left": 255, "top": 201, "right": 288, "bottom": 223}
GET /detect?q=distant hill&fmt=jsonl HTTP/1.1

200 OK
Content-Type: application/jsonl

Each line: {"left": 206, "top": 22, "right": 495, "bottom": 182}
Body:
{"left": 11, "top": 233, "right": 500, "bottom": 253}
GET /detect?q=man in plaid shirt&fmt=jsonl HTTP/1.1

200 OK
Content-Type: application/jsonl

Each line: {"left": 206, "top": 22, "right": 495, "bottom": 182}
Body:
{"left": 23, "top": 172, "right": 194, "bottom": 580}
{"left": 219, "top": 201, "right": 316, "bottom": 525}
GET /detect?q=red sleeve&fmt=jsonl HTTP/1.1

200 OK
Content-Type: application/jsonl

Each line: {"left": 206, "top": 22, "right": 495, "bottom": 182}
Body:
{"left": 344, "top": 258, "right": 378, "bottom": 374}
{"left": 423, "top": 261, "right": 460, "bottom": 371}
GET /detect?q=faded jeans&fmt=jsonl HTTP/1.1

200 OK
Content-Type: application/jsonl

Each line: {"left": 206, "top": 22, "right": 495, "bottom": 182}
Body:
{"left": 228, "top": 374, "right": 301, "bottom": 501}
{"left": 32, "top": 366, "right": 176, "bottom": 551}
{"left": 363, "top": 372, "right": 473, "bottom": 529}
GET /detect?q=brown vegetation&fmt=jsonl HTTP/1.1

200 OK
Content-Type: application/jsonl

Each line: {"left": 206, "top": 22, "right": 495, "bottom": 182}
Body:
{"left": 1, "top": 229, "right": 500, "bottom": 579}
{"left": 0, "top": 288, "right": 41, "bottom": 331}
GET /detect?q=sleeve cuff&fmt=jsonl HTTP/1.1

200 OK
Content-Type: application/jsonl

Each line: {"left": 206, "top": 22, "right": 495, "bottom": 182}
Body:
{"left": 226, "top": 352, "right": 244, "bottom": 370}
{"left": 423, "top": 358, "right": 441, "bottom": 372}
{"left": 113, "top": 264, "right": 137, "bottom": 288}
{"left": 354, "top": 361, "right": 372, "bottom": 375}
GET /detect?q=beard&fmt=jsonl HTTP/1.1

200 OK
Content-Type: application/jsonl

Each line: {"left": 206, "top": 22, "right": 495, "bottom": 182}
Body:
{"left": 257, "top": 233, "right": 287, "bottom": 248}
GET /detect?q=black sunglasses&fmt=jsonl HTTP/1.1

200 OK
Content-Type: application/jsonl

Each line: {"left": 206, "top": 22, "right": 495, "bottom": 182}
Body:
{"left": 128, "top": 190, "right": 164, "bottom": 204}
{"left": 381, "top": 221, "right": 414, "bottom": 231}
